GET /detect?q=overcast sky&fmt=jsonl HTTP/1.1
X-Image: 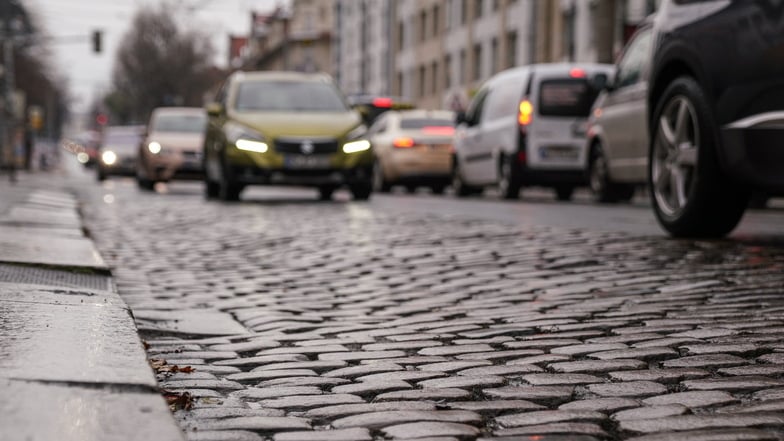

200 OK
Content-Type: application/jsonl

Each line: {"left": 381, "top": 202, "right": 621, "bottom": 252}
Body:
{"left": 25, "top": 0, "right": 285, "bottom": 114}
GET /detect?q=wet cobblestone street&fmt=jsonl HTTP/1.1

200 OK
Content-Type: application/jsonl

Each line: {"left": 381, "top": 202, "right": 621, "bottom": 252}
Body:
{"left": 78, "top": 181, "right": 784, "bottom": 441}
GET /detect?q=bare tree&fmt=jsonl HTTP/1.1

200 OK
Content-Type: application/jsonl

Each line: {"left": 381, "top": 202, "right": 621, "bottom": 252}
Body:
{"left": 108, "top": 4, "right": 218, "bottom": 123}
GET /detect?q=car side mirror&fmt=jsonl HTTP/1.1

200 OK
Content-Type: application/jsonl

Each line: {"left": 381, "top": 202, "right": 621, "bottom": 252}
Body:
{"left": 455, "top": 111, "right": 467, "bottom": 125}
{"left": 356, "top": 106, "right": 371, "bottom": 125}
{"left": 206, "top": 102, "right": 223, "bottom": 117}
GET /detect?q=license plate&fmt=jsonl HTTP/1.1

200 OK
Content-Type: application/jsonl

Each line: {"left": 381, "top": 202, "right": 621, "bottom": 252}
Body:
{"left": 540, "top": 146, "right": 578, "bottom": 160}
{"left": 284, "top": 155, "right": 331, "bottom": 169}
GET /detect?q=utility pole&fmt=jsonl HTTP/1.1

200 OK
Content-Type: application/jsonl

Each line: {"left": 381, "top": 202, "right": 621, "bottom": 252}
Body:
{"left": 1, "top": 1, "right": 17, "bottom": 182}
{"left": 0, "top": 0, "right": 31, "bottom": 182}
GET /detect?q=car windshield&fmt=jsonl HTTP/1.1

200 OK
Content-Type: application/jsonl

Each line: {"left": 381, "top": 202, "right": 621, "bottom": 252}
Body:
{"left": 103, "top": 132, "right": 140, "bottom": 151}
{"left": 538, "top": 79, "right": 600, "bottom": 117}
{"left": 152, "top": 114, "right": 206, "bottom": 133}
{"left": 234, "top": 81, "right": 348, "bottom": 113}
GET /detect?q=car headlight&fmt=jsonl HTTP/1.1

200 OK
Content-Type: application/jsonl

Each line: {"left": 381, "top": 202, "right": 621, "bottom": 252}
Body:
{"left": 343, "top": 139, "right": 371, "bottom": 154}
{"left": 101, "top": 150, "right": 117, "bottom": 165}
{"left": 226, "top": 123, "right": 268, "bottom": 153}
{"left": 148, "top": 141, "right": 162, "bottom": 154}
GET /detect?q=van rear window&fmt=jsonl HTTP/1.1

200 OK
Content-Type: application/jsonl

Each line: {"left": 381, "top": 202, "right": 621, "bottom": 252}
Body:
{"left": 538, "top": 79, "right": 599, "bottom": 117}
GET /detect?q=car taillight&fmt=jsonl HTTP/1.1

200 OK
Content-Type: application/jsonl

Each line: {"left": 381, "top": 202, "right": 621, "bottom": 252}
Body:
{"left": 569, "top": 67, "right": 587, "bottom": 78}
{"left": 393, "top": 137, "right": 415, "bottom": 148}
{"left": 373, "top": 97, "right": 393, "bottom": 108}
{"left": 518, "top": 99, "right": 533, "bottom": 126}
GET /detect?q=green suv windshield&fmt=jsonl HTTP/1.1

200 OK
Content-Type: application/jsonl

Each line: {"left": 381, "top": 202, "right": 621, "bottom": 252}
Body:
{"left": 234, "top": 81, "right": 349, "bottom": 113}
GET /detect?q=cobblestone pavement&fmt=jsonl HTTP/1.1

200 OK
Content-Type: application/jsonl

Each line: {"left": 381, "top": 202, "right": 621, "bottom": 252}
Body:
{"left": 78, "top": 182, "right": 784, "bottom": 441}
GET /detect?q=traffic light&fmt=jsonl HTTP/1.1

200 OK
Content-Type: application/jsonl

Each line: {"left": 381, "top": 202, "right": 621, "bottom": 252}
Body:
{"left": 92, "top": 30, "right": 102, "bottom": 53}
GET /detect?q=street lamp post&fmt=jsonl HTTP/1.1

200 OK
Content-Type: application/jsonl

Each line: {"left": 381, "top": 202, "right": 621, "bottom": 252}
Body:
{"left": 2, "top": 14, "right": 16, "bottom": 182}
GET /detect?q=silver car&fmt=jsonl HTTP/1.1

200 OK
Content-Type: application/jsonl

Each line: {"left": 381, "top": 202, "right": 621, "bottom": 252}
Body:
{"left": 585, "top": 23, "right": 653, "bottom": 203}
{"left": 453, "top": 63, "right": 614, "bottom": 201}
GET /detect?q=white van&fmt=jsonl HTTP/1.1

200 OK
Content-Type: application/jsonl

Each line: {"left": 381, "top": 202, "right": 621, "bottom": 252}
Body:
{"left": 453, "top": 63, "right": 614, "bottom": 200}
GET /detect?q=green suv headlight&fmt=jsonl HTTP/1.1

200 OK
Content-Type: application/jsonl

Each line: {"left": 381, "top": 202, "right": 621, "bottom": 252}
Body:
{"left": 342, "top": 125, "right": 370, "bottom": 154}
{"left": 343, "top": 139, "right": 371, "bottom": 154}
{"left": 226, "top": 123, "right": 268, "bottom": 153}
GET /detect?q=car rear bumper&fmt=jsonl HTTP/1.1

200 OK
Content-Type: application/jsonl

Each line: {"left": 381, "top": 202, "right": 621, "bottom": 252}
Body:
{"left": 519, "top": 165, "right": 587, "bottom": 186}
{"left": 143, "top": 153, "right": 204, "bottom": 181}
{"left": 721, "top": 111, "right": 784, "bottom": 193}
{"left": 385, "top": 151, "right": 452, "bottom": 182}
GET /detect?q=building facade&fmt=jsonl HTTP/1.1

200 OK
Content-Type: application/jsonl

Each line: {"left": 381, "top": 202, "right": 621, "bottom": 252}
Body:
{"left": 333, "top": 0, "right": 395, "bottom": 96}
{"left": 245, "top": 0, "right": 336, "bottom": 74}
{"left": 390, "top": 0, "right": 658, "bottom": 110}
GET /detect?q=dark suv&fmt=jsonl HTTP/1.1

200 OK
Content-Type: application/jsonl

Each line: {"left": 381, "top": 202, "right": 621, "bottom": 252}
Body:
{"left": 648, "top": 0, "right": 784, "bottom": 237}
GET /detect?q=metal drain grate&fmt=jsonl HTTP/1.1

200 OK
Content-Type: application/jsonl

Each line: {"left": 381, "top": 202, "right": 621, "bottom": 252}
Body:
{"left": 0, "top": 263, "right": 114, "bottom": 292}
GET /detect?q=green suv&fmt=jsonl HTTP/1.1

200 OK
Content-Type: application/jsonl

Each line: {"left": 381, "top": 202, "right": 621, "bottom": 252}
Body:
{"left": 203, "top": 71, "right": 373, "bottom": 201}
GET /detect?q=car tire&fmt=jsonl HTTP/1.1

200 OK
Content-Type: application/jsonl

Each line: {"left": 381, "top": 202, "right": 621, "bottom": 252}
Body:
{"left": 373, "top": 161, "right": 391, "bottom": 193}
{"left": 137, "top": 177, "right": 155, "bottom": 191}
{"left": 589, "top": 142, "right": 635, "bottom": 203}
{"left": 350, "top": 182, "right": 372, "bottom": 201}
{"left": 318, "top": 186, "right": 336, "bottom": 201}
{"left": 405, "top": 185, "right": 417, "bottom": 194}
{"left": 649, "top": 76, "right": 749, "bottom": 238}
{"left": 748, "top": 192, "right": 770, "bottom": 209}
{"left": 204, "top": 180, "right": 220, "bottom": 199}
{"left": 431, "top": 185, "right": 446, "bottom": 195}
{"left": 498, "top": 154, "right": 521, "bottom": 200}
{"left": 218, "top": 157, "right": 242, "bottom": 202}
{"left": 97, "top": 169, "right": 106, "bottom": 181}
{"left": 555, "top": 185, "right": 574, "bottom": 201}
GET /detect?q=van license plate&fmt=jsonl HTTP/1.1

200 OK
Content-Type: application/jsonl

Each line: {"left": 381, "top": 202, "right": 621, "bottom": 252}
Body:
{"left": 541, "top": 146, "right": 578, "bottom": 160}
{"left": 284, "top": 155, "right": 331, "bottom": 169}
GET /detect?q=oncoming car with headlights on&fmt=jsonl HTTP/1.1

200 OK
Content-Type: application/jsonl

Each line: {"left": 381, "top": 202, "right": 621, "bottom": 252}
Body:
{"left": 203, "top": 71, "right": 373, "bottom": 201}
{"left": 137, "top": 107, "right": 207, "bottom": 190}
{"left": 96, "top": 126, "right": 145, "bottom": 181}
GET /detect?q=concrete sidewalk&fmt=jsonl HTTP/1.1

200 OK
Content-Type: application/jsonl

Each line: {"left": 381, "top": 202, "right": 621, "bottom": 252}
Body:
{"left": 0, "top": 170, "right": 183, "bottom": 441}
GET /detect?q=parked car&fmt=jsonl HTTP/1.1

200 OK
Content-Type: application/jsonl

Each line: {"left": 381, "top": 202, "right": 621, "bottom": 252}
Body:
{"left": 369, "top": 110, "right": 455, "bottom": 194}
{"left": 203, "top": 71, "right": 373, "bottom": 201}
{"left": 137, "top": 107, "right": 207, "bottom": 190}
{"left": 96, "top": 126, "right": 145, "bottom": 181}
{"left": 453, "top": 63, "right": 615, "bottom": 200}
{"left": 585, "top": 21, "right": 653, "bottom": 203}
{"left": 74, "top": 130, "right": 101, "bottom": 167}
{"left": 592, "top": 1, "right": 784, "bottom": 237}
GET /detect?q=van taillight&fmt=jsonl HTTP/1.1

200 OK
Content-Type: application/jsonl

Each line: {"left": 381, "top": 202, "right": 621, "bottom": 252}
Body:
{"left": 569, "top": 68, "right": 587, "bottom": 78}
{"left": 518, "top": 99, "right": 533, "bottom": 126}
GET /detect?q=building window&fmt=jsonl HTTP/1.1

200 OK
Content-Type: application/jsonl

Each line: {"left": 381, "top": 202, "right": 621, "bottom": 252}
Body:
{"left": 563, "top": 4, "right": 576, "bottom": 61}
{"left": 506, "top": 30, "right": 517, "bottom": 68}
{"left": 398, "top": 21, "right": 405, "bottom": 49}
{"left": 444, "top": 54, "right": 452, "bottom": 88}
{"left": 459, "top": 49, "right": 467, "bottom": 85}
{"left": 472, "top": 43, "right": 482, "bottom": 81}
{"left": 419, "top": 65, "right": 426, "bottom": 97}
{"left": 397, "top": 72, "right": 403, "bottom": 97}
{"left": 460, "top": 0, "right": 467, "bottom": 25}
{"left": 493, "top": 0, "right": 500, "bottom": 11}
{"left": 474, "top": 0, "right": 483, "bottom": 19}
{"left": 491, "top": 37, "right": 498, "bottom": 74}
{"left": 432, "top": 60, "right": 439, "bottom": 95}
{"left": 433, "top": 5, "right": 440, "bottom": 36}
{"left": 420, "top": 10, "right": 428, "bottom": 41}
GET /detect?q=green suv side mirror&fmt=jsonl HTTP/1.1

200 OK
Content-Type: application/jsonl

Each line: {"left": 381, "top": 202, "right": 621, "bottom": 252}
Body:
{"left": 206, "top": 102, "right": 223, "bottom": 117}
